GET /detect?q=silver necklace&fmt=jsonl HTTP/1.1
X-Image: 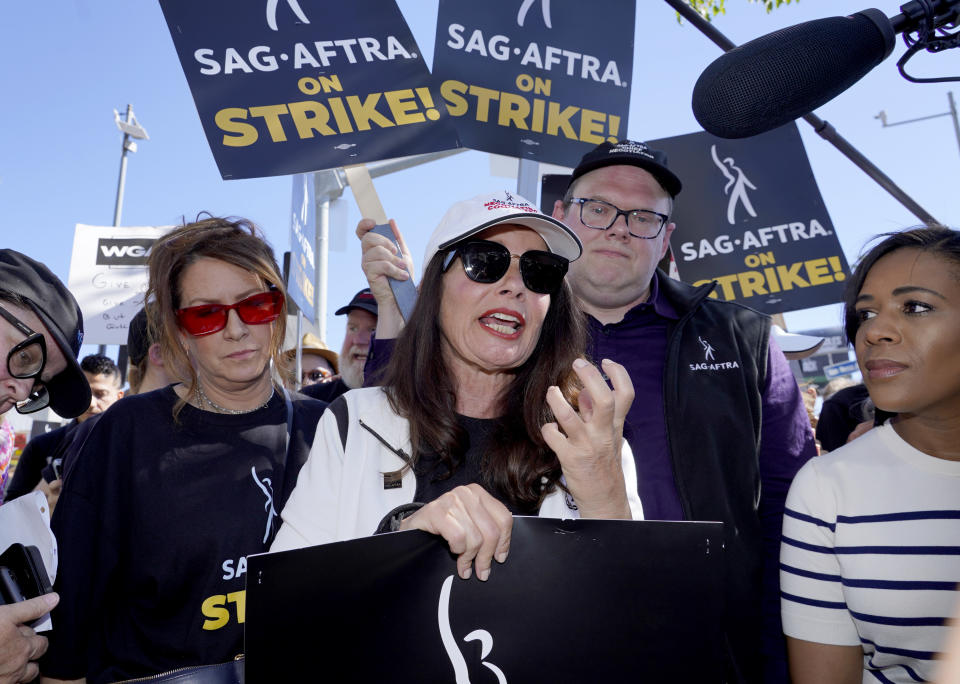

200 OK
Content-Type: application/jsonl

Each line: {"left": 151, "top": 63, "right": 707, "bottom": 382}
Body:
{"left": 195, "top": 382, "right": 275, "bottom": 415}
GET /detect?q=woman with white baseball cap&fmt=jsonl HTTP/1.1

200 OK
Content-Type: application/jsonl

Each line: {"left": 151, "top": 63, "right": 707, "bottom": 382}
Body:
{"left": 273, "top": 191, "right": 642, "bottom": 581}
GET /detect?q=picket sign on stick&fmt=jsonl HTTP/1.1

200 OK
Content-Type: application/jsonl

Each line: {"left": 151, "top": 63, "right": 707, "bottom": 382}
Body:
{"left": 344, "top": 164, "right": 388, "bottom": 224}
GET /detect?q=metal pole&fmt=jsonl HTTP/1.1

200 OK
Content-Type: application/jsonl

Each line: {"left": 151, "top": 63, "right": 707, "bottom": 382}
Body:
{"left": 517, "top": 158, "right": 540, "bottom": 202}
{"left": 663, "top": 0, "right": 941, "bottom": 227}
{"left": 878, "top": 91, "right": 960, "bottom": 164}
{"left": 317, "top": 198, "right": 330, "bottom": 342}
{"left": 295, "top": 310, "right": 303, "bottom": 391}
{"left": 113, "top": 104, "right": 132, "bottom": 227}
{"left": 949, "top": 92, "right": 960, "bottom": 162}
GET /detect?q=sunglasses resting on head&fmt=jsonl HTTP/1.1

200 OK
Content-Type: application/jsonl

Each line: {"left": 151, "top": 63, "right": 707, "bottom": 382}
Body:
{"left": 441, "top": 240, "right": 569, "bottom": 295}
{"left": 176, "top": 290, "right": 284, "bottom": 337}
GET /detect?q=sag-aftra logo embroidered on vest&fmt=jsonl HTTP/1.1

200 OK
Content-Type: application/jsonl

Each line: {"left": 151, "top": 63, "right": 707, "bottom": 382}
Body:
{"left": 689, "top": 336, "right": 741, "bottom": 372}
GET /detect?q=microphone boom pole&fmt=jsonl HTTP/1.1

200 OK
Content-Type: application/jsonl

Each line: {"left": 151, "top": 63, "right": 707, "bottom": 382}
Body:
{"left": 664, "top": 0, "right": 941, "bottom": 227}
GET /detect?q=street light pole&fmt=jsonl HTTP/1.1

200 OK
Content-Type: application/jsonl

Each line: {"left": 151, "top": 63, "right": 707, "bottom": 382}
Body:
{"left": 112, "top": 104, "right": 149, "bottom": 227}
{"left": 107, "top": 104, "right": 149, "bottom": 358}
{"left": 876, "top": 92, "right": 960, "bottom": 162}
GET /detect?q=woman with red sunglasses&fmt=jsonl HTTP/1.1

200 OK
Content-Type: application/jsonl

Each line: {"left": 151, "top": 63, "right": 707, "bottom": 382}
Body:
{"left": 272, "top": 191, "right": 643, "bottom": 582}
{"left": 41, "top": 217, "right": 327, "bottom": 683}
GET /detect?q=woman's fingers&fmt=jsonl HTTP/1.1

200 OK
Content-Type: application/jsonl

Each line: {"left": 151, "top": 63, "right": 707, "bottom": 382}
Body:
{"left": 600, "top": 358, "right": 634, "bottom": 432}
{"left": 542, "top": 359, "right": 634, "bottom": 519}
{"left": 400, "top": 485, "right": 512, "bottom": 581}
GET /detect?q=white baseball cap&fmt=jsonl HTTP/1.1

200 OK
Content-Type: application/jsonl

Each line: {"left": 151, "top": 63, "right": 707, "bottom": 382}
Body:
{"left": 422, "top": 191, "right": 582, "bottom": 269}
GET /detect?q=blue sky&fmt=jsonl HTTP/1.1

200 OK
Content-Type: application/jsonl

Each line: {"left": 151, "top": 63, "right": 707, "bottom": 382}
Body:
{"left": 1, "top": 1, "right": 956, "bottom": 357}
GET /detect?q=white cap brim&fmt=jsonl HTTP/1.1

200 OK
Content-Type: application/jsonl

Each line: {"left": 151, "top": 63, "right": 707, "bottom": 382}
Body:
{"left": 771, "top": 324, "right": 825, "bottom": 360}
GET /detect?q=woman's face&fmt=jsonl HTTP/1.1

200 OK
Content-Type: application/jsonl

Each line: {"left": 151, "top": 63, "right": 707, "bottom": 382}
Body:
{"left": 439, "top": 224, "right": 552, "bottom": 378}
{"left": 854, "top": 247, "right": 960, "bottom": 418}
{"left": 177, "top": 257, "right": 276, "bottom": 389}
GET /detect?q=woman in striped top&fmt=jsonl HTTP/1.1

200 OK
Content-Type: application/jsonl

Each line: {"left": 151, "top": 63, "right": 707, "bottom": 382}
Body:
{"left": 780, "top": 226, "right": 960, "bottom": 684}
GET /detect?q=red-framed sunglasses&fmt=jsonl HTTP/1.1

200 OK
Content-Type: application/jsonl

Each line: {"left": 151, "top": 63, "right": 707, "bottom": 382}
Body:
{"left": 175, "top": 290, "right": 284, "bottom": 337}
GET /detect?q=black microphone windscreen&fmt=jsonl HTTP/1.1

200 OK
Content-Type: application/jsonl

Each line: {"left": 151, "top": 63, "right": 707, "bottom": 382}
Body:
{"left": 692, "top": 10, "right": 895, "bottom": 139}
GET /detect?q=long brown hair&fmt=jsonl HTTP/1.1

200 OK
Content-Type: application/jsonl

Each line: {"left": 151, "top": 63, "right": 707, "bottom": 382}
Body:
{"left": 145, "top": 216, "right": 288, "bottom": 418}
{"left": 383, "top": 249, "right": 587, "bottom": 514}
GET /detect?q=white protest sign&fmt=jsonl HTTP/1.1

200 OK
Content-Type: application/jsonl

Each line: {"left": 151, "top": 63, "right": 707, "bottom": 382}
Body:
{"left": 67, "top": 224, "right": 173, "bottom": 345}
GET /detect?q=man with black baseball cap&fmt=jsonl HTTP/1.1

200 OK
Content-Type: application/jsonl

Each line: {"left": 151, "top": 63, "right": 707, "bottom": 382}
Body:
{"left": 0, "top": 248, "right": 90, "bottom": 684}
{"left": 301, "top": 288, "right": 378, "bottom": 404}
{"left": 549, "top": 139, "right": 815, "bottom": 683}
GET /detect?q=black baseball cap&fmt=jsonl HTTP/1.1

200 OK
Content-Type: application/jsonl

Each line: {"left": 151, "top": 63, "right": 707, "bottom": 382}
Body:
{"left": 0, "top": 249, "right": 91, "bottom": 418}
{"left": 334, "top": 288, "right": 378, "bottom": 317}
{"left": 568, "top": 140, "right": 683, "bottom": 198}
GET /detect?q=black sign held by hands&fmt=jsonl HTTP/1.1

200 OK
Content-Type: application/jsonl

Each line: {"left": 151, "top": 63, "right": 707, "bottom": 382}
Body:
{"left": 246, "top": 517, "right": 724, "bottom": 681}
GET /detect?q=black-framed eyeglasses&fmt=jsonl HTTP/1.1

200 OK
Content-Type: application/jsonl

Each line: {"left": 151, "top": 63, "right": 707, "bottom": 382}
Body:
{"left": 568, "top": 198, "right": 669, "bottom": 239}
{"left": 442, "top": 240, "right": 569, "bottom": 295}
{"left": 0, "top": 304, "right": 51, "bottom": 414}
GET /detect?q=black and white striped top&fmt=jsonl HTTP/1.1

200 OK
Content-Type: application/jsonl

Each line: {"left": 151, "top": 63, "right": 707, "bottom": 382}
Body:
{"left": 780, "top": 421, "right": 960, "bottom": 683}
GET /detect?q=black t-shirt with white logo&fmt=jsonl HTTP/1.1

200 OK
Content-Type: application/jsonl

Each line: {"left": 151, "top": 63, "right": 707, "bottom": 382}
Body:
{"left": 41, "top": 385, "right": 326, "bottom": 683}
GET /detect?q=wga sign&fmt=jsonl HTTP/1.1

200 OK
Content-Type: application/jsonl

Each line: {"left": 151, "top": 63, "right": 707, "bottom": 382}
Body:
{"left": 95, "top": 238, "right": 156, "bottom": 266}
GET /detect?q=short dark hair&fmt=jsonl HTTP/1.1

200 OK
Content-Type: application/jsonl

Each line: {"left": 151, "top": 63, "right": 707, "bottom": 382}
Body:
{"left": 382, "top": 250, "right": 587, "bottom": 514}
{"left": 81, "top": 354, "right": 121, "bottom": 382}
{"left": 844, "top": 226, "right": 960, "bottom": 344}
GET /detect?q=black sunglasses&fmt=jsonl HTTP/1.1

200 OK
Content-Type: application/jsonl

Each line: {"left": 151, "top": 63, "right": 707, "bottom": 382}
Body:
{"left": 0, "top": 304, "right": 51, "bottom": 414}
{"left": 442, "top": 240, "right": 568, "bottom": 295}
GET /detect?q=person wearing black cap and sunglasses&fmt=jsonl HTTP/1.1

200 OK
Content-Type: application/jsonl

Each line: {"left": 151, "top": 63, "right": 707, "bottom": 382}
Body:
{"left": 360, "top": 142, "right": 816, "bottom": 684}
{"left": 0, "top": 249, "right": 90, "bottom": 684}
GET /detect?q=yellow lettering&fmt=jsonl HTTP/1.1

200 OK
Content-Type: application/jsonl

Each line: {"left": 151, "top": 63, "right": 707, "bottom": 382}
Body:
{"left": 227, "top": 590, "right": 246, "bottom": 625}
{"left": 327, "top": 97, "right": 353, "bottom": 133}
{"left": 468, "top": 85, "right": 500, "bottom": 122}
{"left": 738, "top": 271, "right": 768, "bottom": 298}
{"left": 201, "top": 595, "right": 229, "bottom": 631}
{"left": 346, "top": 93, "right": 394, "bottom": 131}
{"left": 515, "top": 74, "right": 535, "bottom": 92}
{"left": 440, "top": 80, "right": 469, "bottom": 117}
{"left": 713, "top": 274, "right": 738, "bottom": 300}
{"left": 546, "top": 102, "right": 578, "bottom": 139}
{"left": 498, "top": 92, "right": 529, "bottom": 129}
{"left": 384, "top": 89, "right": 424, "bottom": 125}
{"left": 579, "top": 108, "right": 605, "bottom": 144}
{"left": 531, "top": 98, "right": 545, "bottom": 132}
{"left": 248, "top": 104, "right": 290, "bottom": 142}
{"left": 214, "top": 108, "right": 258, "bottom": 147}
{"left": 288, "top": 101, "right": 336, "bottom": 138}
{"left": 776, "top": 262, "right": 810, "bottom": 290}
{"left": 805, "top": 258, "right": 833, "bottom": 285}
{"left": 317, "top": 74, "right": 343, "bottom": 93}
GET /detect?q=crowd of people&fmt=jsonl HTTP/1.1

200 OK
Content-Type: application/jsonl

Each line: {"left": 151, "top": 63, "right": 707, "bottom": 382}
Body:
{"left": 0, "top": 139, "right": 957, "bottom": 684}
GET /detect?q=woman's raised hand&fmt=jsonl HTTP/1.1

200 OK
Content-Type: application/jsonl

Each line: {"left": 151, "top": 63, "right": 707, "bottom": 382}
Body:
{"left": 541, "top": 357, "right": 634, "bottom": 519}
{"left": 357, "top": 218, "right": 414, "bottom": 338}
{"left": 398, "top": 483, "right": 513, "bottom": 582}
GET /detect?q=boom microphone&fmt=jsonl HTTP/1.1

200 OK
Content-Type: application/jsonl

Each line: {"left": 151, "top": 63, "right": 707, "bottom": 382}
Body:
{"left": 692, "top": 9, "right": 895, "bottom": 139}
